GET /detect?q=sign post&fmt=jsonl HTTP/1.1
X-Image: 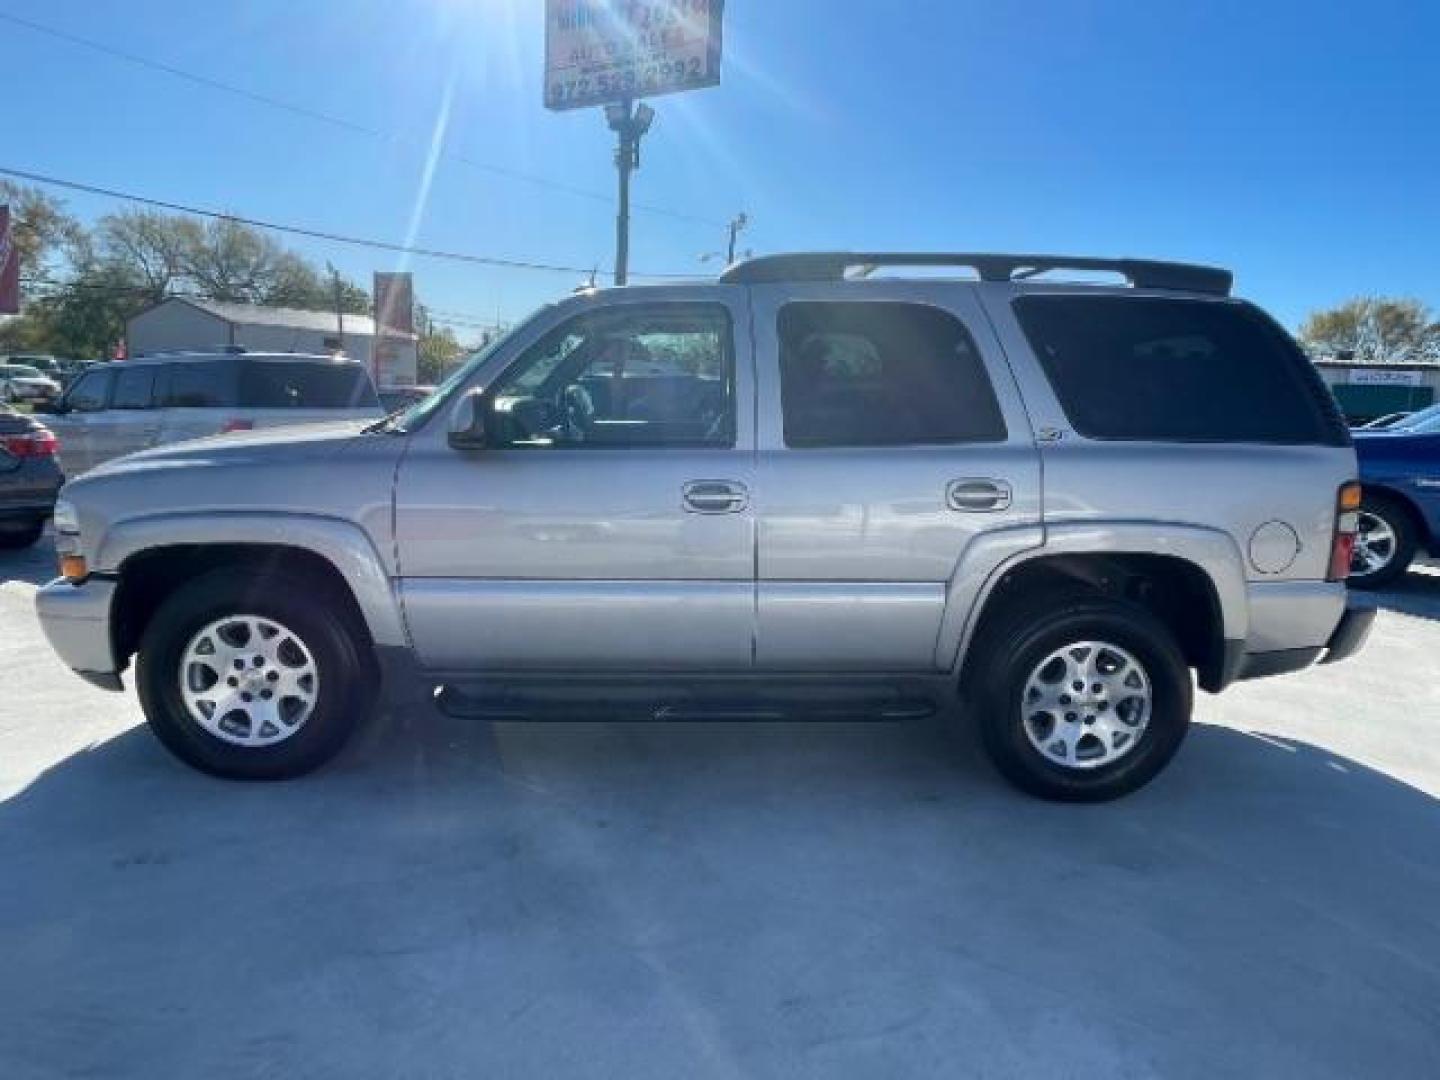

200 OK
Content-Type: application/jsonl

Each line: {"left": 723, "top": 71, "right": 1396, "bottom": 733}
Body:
{"left": 544, "top": 1, "right": 724, "bottom": 284}
{"left": 0, "top": 205, "right": 19, "bottom": 315}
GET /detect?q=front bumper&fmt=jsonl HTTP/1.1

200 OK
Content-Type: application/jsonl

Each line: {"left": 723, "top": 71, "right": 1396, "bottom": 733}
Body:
{"left": 34, "top": 575, "right": 123, "bottom": 691}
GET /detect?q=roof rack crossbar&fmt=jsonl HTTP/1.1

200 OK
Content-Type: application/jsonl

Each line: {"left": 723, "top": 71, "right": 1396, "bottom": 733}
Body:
{"left": 718, "top": 252, "right": 1232, "bottom": 295}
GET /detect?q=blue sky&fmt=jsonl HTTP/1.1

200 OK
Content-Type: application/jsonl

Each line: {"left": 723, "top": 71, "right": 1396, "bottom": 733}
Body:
{"left": 5, "top": 0, "right": 1438, "bottom": 338}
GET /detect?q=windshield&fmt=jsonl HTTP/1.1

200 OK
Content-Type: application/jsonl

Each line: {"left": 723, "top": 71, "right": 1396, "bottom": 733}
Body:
{"left": 379, "top": 307, "right": 550, "bottom": 433}
{"left": 1391, "top": 402, "right": 1440, "bottom": 433}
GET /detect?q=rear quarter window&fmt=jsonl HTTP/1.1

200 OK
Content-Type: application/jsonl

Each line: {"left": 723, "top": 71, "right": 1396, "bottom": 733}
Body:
{"left": 1012, "top": 295, "right": 1348, "bottom": 446}
{"left": 238, "top": 362, "right": 379, "bottom": 409}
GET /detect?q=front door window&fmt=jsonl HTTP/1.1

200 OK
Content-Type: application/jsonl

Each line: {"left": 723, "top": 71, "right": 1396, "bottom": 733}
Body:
{"left": 487, "top": 304, "right": 735, "bottom": 449}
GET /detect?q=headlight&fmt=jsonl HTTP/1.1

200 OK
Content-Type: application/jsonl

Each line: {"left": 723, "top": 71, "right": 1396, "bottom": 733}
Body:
{"left": 52, "top": 499, "right": 80, "bottom": 536}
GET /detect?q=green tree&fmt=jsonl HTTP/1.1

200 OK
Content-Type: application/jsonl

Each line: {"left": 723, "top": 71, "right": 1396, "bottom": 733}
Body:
{"left": 0, "top": 179, "right": 85, "bottom": 281}
{"left": 93, "top": 212, "right": 369, "bottom": 314}
{"left": 1299, "top": 297, "right": 1440, "bottom": 364}
{"left": 415, "top": 304, "right": 465, "bottom": 384}
{"left": 0, "top": 186, "right": 374, "bottom": 358}
{"left": 24, "top": 278, "right": 137, "bottom": 359}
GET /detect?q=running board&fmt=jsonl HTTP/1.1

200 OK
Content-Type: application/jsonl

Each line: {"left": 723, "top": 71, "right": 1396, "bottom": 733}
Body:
{"left": 434, "top": 686, "right": 936, "bottom": 723}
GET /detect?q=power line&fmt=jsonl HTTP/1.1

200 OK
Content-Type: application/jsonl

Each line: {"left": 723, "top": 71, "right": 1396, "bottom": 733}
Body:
{"left": 0, "top": 9, "right": 724, "bottom": 229}
{"left": 0, "top": 165, "right": 696, "bottom": 280}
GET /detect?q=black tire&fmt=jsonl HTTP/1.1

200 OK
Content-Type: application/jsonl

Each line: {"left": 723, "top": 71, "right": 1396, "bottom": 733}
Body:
{"left": 136, "top": 567, "right": 374, "bottom": 779}
{"left": 0, "top": 519, "right": 45, "bottom": 549}
{"left": 1348, "top": 493, "right": 1417, "bottom": 590}
{"left": 967, "top": 592, "right": 1193, "bottom": 802}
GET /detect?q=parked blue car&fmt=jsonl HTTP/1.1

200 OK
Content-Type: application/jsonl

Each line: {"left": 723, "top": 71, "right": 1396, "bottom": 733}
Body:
{"left": 1351, "top": 402, "right": 1440, "bottom": 588}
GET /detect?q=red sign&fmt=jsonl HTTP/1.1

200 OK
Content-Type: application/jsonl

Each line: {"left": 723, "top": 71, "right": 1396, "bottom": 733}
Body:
{"left": 0, "top": 205, "right": 19, "bottom": 314}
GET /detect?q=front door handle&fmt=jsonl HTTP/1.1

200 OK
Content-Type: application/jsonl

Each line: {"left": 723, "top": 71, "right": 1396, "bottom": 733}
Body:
{"left": 683, "top": 479, "right": 749, "bottom": 514}
{"left": 947, "top": 478, "right": 1012, "bottom": 513}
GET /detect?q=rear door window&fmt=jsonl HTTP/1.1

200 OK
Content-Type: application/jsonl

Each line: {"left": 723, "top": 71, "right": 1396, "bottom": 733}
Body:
{"left": 113, "top": 367, "right": 158, "bottom": 410}
{"left": 777, "top": 301, "right": 1007, "bottom": 447}
{"left": 1012, "top": 296, "right": 1347, "bottom": 445}
{"left": 162, "top": 363, "right": 234, "bottom": 408}
{"left": 238, "top": 362, "right": 379, "bottom": 409}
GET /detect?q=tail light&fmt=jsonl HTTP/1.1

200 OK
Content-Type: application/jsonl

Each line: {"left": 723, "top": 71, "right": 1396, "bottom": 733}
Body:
{"left": 2, "top": 430, "right": 59, "bottom": 457}
{"left": 1328, "top": 481, "right": 1362, "bottom": 582}
{"left": 220, "top": 418, "right": 254, "bottom": 433}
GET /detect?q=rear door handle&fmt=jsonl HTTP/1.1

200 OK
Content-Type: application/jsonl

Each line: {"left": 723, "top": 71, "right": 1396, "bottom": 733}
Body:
{"left": 683, "top": 479, "right": 749, "bottom": 514}
{"left": 947, "top": 478, "right": 1012, "bottom": 512}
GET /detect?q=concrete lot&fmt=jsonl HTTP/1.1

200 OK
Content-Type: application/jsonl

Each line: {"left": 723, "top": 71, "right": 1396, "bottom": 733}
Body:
{"left": 3, "top": 537, "right": 1439, "bottom": 1079}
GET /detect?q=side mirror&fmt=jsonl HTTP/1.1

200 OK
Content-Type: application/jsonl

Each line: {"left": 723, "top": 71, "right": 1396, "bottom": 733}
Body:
{"left": 31, "top": 399, "right": 60, "bottom": 415}
{"left": 447, "top": 388, "right": 488, "bottom": 451}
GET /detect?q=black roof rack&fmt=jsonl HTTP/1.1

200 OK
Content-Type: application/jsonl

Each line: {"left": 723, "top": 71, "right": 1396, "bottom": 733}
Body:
{"left": 718, "top": 252, "right": 1232, "bottom": 295}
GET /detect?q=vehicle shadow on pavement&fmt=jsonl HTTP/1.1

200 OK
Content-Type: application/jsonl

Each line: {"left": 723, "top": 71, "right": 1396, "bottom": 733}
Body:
{"left": 0, "top": 532, "right": 58, "bottom": 589}
{"left": 1369, "top": 567, "right": 1440, "bottom": 622}
{"left": 2, "top": 710, "right": 1438, "bottom": 1078}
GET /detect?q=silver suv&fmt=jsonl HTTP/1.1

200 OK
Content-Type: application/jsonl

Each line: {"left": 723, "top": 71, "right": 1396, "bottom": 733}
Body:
{"left": 35, "top": 253, "right": 1375, "bottom": 800}
{"left": 35, "top": 351, "right": 382, "bottom": 475}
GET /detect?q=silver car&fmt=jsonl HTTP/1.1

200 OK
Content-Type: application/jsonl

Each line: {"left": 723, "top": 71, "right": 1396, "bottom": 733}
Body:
{"left": 0, "top": 363, "right": 63, "bottom": 404}
{"left": 36, "top": 351, "right": 383, "bottom": 475}
{"left": 35, "top": 253, "right": 1374, "bottom": 800}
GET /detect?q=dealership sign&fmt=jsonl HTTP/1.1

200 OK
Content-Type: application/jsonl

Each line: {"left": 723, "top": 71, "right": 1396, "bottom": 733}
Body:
{"left": 374, "top": 271, "right": 415, "bottom": 335}
{"left": 1348, "top": 367, "right": 1425, "bottom": 387}
{"left": 544, "top": 0, "right": 724, "bottom": 111}
{"left": 0, "top": 205, "right": 18, "bottom": 315}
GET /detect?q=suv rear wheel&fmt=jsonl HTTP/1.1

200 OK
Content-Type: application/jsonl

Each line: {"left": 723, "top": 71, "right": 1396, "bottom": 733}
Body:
{"left": 136, "top": 567, "right": 373, "bottom": 779}
{"left": 968, "top": 593, "right": 1192, "bottom": 801}
{"left": 1349, "top": 493, "right": 1416, "bottom": 590}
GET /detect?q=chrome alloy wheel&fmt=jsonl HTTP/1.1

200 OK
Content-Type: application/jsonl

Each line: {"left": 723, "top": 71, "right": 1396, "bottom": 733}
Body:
{"left": 1351, "top": 510, "right": 1397, "bottom": 578}
{"left": 1021, "top": 641, "right": 1152, "bottom": 770}
{"left": 178, "top": 615, "right": 319, "bottom": 747}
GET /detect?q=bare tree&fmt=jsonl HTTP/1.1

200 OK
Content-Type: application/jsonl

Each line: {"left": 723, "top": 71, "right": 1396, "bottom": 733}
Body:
{"left": 1300, "top": 297, "right": 1440, "bottom": 364}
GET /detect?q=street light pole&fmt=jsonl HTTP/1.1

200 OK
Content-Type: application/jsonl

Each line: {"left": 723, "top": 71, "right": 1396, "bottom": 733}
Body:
{"left": 725, "top": 212, "right": 749, "bottom": 264}
{"left": 615, "top": 116, "right": 633, "bottom": 288}
{"left": 605, "top": 98, "right": 655, "bottom": 287}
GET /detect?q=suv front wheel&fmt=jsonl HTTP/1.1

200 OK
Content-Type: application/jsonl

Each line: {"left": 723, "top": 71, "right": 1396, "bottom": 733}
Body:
{"left": 968, "top": 593, "right": 1193, "bottom": 801}
{"left": 136, "top": 567, "right": 374, "bottom": 779}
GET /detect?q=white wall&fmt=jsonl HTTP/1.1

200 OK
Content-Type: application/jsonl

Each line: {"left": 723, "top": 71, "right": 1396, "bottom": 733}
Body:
{"left": 127, "top": 303, "right": 229, "bottom": 356}
{"left": 126, "top": 300, "right": 417, "bottom": 386}
{"left": 230, "top": 322, "right": 374, "bottom": 372}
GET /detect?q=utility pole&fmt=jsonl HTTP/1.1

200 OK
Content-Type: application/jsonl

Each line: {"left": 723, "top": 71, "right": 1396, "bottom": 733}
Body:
{"left": 604, "top": 98, "right": 655, "bottom": 286}
{"left": 327, "top": 262, "right": 346, "bottom": 356}
{"left": 725, "top": 212, "right": 749, "bottom": 264}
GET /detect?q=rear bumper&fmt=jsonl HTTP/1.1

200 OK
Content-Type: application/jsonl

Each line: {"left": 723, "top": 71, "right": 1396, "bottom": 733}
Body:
{"left": 7, "top": 384, "right": 59, "bottom": 400}
{"left": 34, "top": 575, "right": 122, "bottom": 691}
{"left": 1318, "top": 602, "right": 1377, "bottom": 665}
{"left": 0, "top": 461, "right": 62, "bottom": 516}
{"left": 1213, "top": 588, "right": 1374, "bottom": 688}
